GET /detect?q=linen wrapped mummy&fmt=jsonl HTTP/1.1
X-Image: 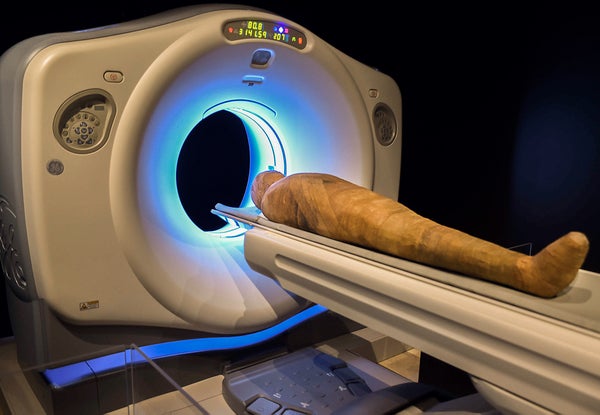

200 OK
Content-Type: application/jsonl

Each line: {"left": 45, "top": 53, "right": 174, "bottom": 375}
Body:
{"left": 251, "top": 170, "right": 590, "bottom": 298}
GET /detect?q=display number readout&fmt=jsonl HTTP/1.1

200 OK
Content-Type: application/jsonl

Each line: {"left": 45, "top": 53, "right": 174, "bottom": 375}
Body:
{"left": 224, "top": 19, "right": 307, "bottom": 49}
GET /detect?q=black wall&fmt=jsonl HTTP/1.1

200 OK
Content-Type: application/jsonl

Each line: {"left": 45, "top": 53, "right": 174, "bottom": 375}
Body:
{"left": 2, "top": 1, "right": 599, "bottom": 338}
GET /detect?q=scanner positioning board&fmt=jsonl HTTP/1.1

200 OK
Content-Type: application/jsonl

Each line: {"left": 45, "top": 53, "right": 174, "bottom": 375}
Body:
{"left": 213, "top": 203, "right": 600, "bottom": 415}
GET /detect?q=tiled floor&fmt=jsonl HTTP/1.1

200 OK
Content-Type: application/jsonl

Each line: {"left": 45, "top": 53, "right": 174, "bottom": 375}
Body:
{"left": 0, "top": 331, "right": 420, "bottom": 415}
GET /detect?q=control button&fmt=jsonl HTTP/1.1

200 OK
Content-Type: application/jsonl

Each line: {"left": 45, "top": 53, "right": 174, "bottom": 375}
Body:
{"left": 332, "top": 367, "right": 362, "bottom": 383}
{"left": 247, "top": 397, "right": 281, "bottom": 415}
{"left": 368, "top": 89, "right": 379, "bottom": 98}
{"left": 282, "top": 409, "right": 310, "bottom": 414}
{"left": 251, "top": 49, "right": 273, "bottom": 66}
{"left": 372, "top": 103, "right": 397, "bottom": 146}
{"left": 103, "top": 70, "right": 124, "bottom": 83}
{"left": 347, "top": 381, "right": 372, "bottom": 396}
{"left": 313, "top": 353, "right": 347, "bottom": 371}
{"left": 243, "top": 75, "right": 265, "bottom": 85}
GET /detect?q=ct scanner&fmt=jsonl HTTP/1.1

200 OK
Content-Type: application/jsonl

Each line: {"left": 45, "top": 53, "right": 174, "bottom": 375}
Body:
{"left": 1, "top": 4, "right": 599, "bottom": 415}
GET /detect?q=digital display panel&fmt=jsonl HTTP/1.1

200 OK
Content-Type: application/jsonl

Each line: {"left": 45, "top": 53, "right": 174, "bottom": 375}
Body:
{"left": 223, "top": 19, "right": 307, "bottom": 50}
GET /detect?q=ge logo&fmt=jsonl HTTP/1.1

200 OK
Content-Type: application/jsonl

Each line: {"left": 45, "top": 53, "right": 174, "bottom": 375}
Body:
{"left": 0, "top": 198, "right": 26, "bottom": 289}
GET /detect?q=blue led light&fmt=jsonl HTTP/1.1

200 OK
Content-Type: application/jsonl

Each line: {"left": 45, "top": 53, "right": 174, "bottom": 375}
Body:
{"left": 42, "top": 304, "right": 328, "bottom": 388}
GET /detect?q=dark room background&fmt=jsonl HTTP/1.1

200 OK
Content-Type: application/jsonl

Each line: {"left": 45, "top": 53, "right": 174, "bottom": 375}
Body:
{"left": 1, "top": 1, "right": 599, "bottom": 338}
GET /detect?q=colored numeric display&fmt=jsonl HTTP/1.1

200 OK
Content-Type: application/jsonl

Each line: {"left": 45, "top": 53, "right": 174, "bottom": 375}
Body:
{"left": 224, "top": 19, "right": 306, "bottom": 49}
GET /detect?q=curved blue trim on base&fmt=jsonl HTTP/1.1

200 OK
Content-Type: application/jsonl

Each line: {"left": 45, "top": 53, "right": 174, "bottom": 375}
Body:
{"left": 42, "top": 304, "right": 328, "bottom": 388}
